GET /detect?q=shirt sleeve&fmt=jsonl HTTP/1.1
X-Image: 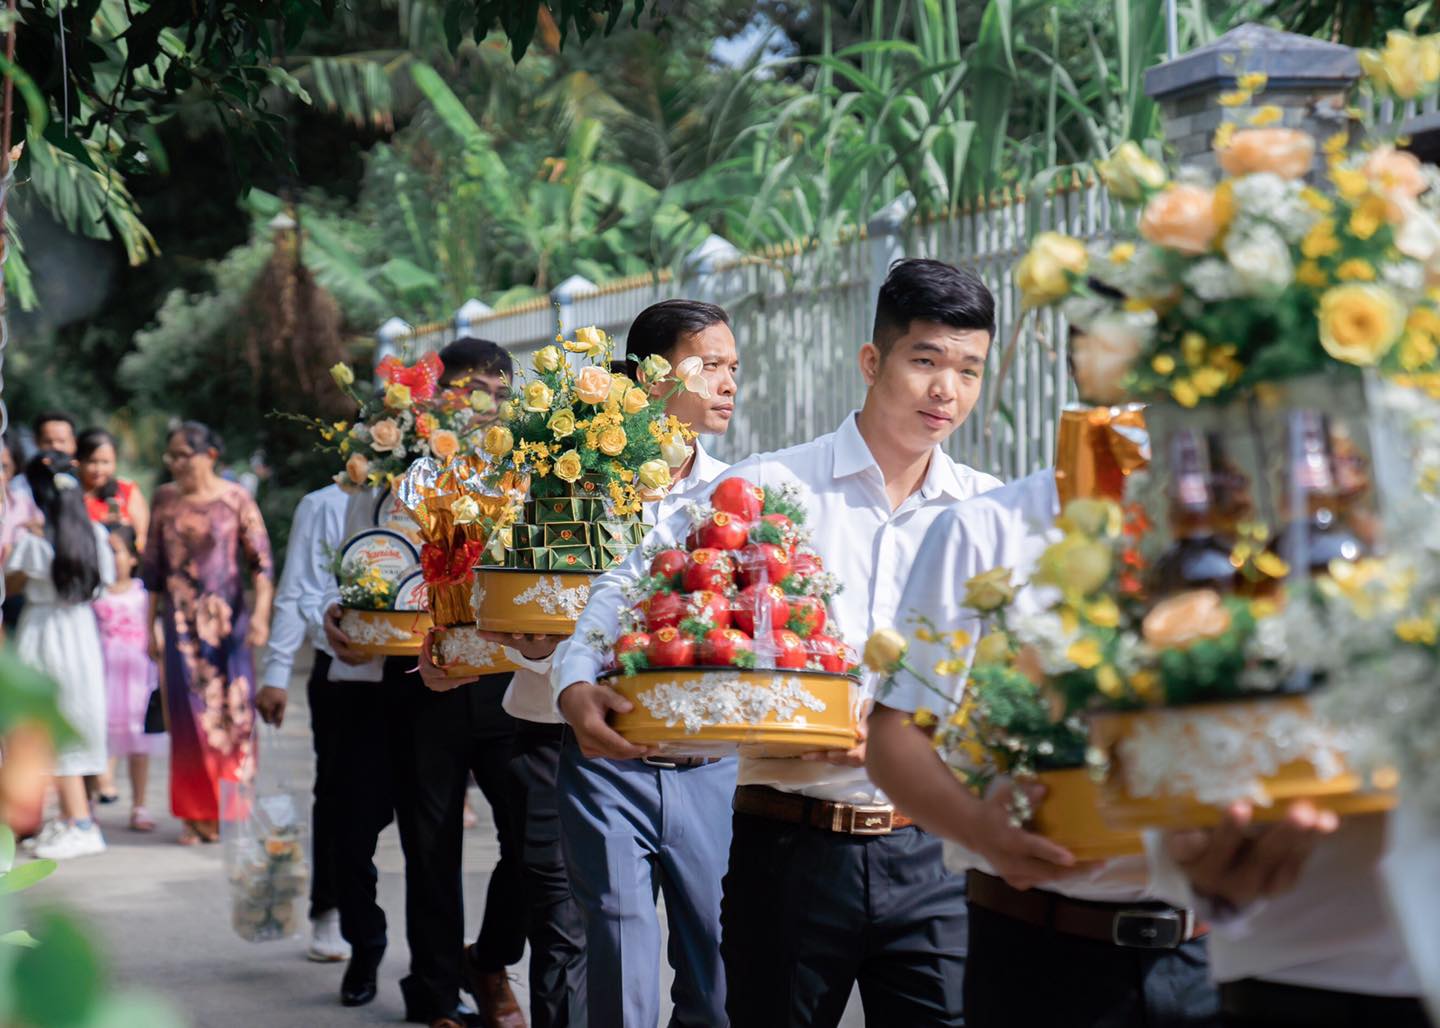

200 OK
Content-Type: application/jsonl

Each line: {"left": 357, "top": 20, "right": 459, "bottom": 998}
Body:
{"left": 264, "top": 494, "right": 321, "bottom": 691}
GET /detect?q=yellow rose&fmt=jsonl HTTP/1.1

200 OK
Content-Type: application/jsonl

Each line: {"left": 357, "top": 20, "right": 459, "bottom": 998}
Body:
{"left": 329, "top": 362, "right": 354, "bottom": 388}
{"left": 1036, "top": 534, "right": 1112, "bottom": 597}
{"left": 1318, "top": 284, "right": 1406, "bottom": 366}
{"left": 1359, "top": 31, "right": 1440, "bottom": 100}
{"left": 469, "top": 390, "right": 496, "bottom": 414}
{"left": 962, "top": 567, "right": 1016, "bottom": 612}
{"left": 429, "top": 429, "right": 459, "bottom": 462}
{"left": 862, "top": 628, "right": 908, "bottom": 672}
{"left": 660, "top": 437, "right": 691, "bottom": 468}
{"left": 566, "top": 325, "right": 608, "bottom": 357}
{"left": 533, "top": 345, "right": 563, "bottom": 373}
{"left": 554, "top": 449, "right": 584, "bottom": 483}
{"left": 482, "top": 425, "right": 514, "bottom": 459}
{"left": 523, "top": 380, "right": 554, "bottom": 413}
{"left": 597, "top": 425, "right": 628, "bottom": 456}
{"left": 1014, "top": 231, "right": 1088, "bottom": 308}
{"left": 368, "top": 418, "right": 403, "bottom": 453}
{"left": 622, "top": 386, "right": 650, "bottom": 415}
{"left": 1139, "top": 184, "right": 1226, "bottom": 254}
{"left": 547, "top": 408, "right": 577, "bottom": 439}
{"left": 384, "top": 382, "right": 412, "bottom": 409}
{"left": 575, "top": 366, "right": 612, "bottom": 405}
{"left": 637, "top": 458, "right": 671, "bottom": 491}
{"left": 1216, "top": 128, "right": 1315, "bottom": 180}
{"left": 1096, "top": 141, "right": 1167, "bottom": 201}
{"left": 1059, "top": 499, "right": 1122, "bottom": 538}
{"left": 1142, "top": 589, "right": 1232, "bottom": 649}
{"left": 636, "top": 354, "right": 672, "bottom": 384}
{"left": 345, "top": 453, "right": 370, "bottom": 486}
{"left": 973, "top": 631, "right": 1011, "bottom": 666}
{"left": 452, "top": 495, "right": 481, "bottom": 525}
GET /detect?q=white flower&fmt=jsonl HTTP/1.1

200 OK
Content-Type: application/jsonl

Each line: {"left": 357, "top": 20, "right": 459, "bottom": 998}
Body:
{"left": 1184, "top": 259, "right": 1243, "bottom": 302}
{"left": 1382, "top": 259, "right": 1426, "bottom": 298}
{"left": 1230, "top": 173, "right": 1316, "bottom": 242}
{"left": 673, "top": 355, "right": 712, "bottom": 399}
{"left": 1224, "top": 225, "right": 1294, "bottom": 295}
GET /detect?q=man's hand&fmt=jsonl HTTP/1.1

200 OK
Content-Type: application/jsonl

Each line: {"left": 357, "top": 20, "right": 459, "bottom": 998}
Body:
{"left": 418, "top": 629, "right": 477, "bottom": 693}
{"left": 1164, "top": 800, "right": 1338, "bottom": 910}
{"left": 256, "top": 686, "right": 288, "bottom": 727}
{"left": 323, "top": 603, "right": 371, "bottom": 666}
{"left": 557, "top": 681, "right": 656, "bottom": 760}
{"left": 801, "top": 700, "right": 870, "bottom": 766}
{"left": 476, "top": 630, "right": 564, "bottom": 662}
{"left": 964, "top": 778, "right": 1081, "bottom": 891}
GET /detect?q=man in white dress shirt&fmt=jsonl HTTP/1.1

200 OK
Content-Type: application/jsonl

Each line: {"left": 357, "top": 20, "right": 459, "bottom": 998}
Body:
{"left": 555, "top": 259, "right": 999, "bottom": 1025}
{"left": 867, "top": 470, "right": 1223, "bottom": 1026}
{"left": 257, "top": 482, "right": 351, "bottom": 964}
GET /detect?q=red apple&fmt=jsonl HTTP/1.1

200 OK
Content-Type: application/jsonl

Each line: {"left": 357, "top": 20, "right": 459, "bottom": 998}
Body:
{"left": 696, "top": 510, "right": 750, "bottom": 551}
{"left": 786, "top": 594, "right": 827, "bottom": 638}
{"left": 649, "top": 549, "right": 689, "bottom": 585}
{"left": 644, "top": 591, "right": 686, "bottom": 631}
{"left": 683, "top": 549, "right": 734, "bottom": 593}
{"left": 738, "top": 543, "right": 792, "bottom": 587}
{"left": 733, "top": 583, "right": 791, "bottom": 636}
{"left": 648, "top": 626, "right": 696, "bottom": 668}
{"left": 711, "top": 477, "right": 765, "bottom": 521}
{"left": 686, "top": 590, "right": 732, "bottom": 631}
{"left": 805, "top": 633, "right": 847, "bottom": 673}
{"left": 700, "top": 628, "right": 754, "bottom": 667}
{"left": 771, "top": 629, "right": 807, "bottom": 669}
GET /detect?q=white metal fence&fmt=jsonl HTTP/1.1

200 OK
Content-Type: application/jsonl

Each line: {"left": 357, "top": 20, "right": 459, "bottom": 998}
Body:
{"left": 384, "top": 176, "right": 1118, "bottom": 482}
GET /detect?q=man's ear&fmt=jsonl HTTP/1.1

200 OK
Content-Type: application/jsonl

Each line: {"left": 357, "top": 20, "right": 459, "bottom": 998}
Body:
{"left": 859, "top": 341, "right": 882, "bottom": 387}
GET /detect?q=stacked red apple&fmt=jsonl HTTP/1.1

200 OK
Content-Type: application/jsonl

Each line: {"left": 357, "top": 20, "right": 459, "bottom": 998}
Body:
{"left": 612, "top": 477, "right": 856, "bottom": 675}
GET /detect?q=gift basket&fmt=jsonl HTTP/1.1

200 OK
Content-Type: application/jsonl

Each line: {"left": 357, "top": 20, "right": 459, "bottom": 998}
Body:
{"left": 471, "top": 326, "right": 705, "bottom": 635}
{"left": 601, "top": 475, "right": 862, "bottom": 758}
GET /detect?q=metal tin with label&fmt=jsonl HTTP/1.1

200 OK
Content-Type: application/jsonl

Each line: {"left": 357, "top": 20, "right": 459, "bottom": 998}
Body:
{"left": 338, "top": 529, "right": 419, "bottom": 585}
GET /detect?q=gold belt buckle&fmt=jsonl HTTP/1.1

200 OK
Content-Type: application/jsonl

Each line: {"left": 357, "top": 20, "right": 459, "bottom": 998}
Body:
{"left": 838, "top": 804, "right": 894, "bottom": 835}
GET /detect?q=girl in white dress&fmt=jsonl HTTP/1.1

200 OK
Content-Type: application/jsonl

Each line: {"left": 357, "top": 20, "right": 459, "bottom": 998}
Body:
{"left": 5, "top": 451, "right": 115, "bottom": 859}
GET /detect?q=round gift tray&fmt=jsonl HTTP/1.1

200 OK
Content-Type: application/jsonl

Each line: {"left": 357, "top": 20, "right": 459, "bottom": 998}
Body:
{"left": 1026, "top": 767, "right": 1143, "bottom": 861}
{"left": 603, "top": 666, "right": 860, "bottom": 759}
{"left": 432, "top": 624, "right": 520, "bottom": 677}
{"left": 473, "top": 568, "right": 598, "bottom": 635}
{"left": 1087, "top": 695, "right": 1397, "bottom": 831}
{"left": 339, "top": 608, "right": 432, "bottom": 658}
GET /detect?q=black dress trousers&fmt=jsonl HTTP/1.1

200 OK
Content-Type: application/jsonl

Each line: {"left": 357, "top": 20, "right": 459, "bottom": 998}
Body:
{"left": 305, "top": 650, "right": 341, "bottom": 920}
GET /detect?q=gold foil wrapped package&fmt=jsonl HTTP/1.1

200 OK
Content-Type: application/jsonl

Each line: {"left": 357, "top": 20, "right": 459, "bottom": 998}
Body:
{"left": 1054, "top": 405, "right": 1150, "bottom": 506}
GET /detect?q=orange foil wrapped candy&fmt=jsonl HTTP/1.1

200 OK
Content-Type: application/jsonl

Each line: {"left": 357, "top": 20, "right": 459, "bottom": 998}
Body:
{"left": 1054, "top": 405, "right": 1149, "bottom": 507}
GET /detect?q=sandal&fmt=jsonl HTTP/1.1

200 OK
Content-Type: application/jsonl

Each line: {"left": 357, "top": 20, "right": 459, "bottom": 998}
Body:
{"left": 129, "top": 807, "right": 156, "bottom": 832}
{"left": 178, "top": 823, "right": 201, "bottom": 846}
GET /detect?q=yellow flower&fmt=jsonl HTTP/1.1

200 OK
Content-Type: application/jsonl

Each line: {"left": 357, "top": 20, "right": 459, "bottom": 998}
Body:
{"left": 330, "top": 362, "right": 355, "bottom": 388}
{"left": 469, "top": 390, "right": 496, "bottom": 414}
{"left": 1300, "top": 186, "right": 1334, "bottom": 212}
{"left": 547, "top": 408, "right": 577, "bottom": 439}
{"left": 637, "top": 458, "right": 671, "bottom": 491}
{"left": 482, "top": 425, "right": 514, "bottom": 459}
{"left": 574, "top": 366, "right": 613, "bottom": 405}
{"left": 522, "top": 380, "right": 555, "bottom": 413}
{"left": 1296, "top": 260, "right": 1329, "bottom": 288}
{"left": 1109, "top": 242, "right": 1136, "bottom": 264}
{"left": 1217, "top": 128, "right": 1314, "bottom": 180}
{"left": 1331, "top": 167, "right": 1369, "bottom": 202}
{"left": 533, "top": 345, "right": 563, "bottom": 373}
{"left": 1151, "top": 353, "right": 1176, "bottom": 375}
{"left": 553, "top": 449, "right": 584, "bottom": 483}
{"left": 1192, "top": 366, "right": 1228, "bottom": 397}
{"left": 1212, "top": 122, "right": 1237, "bottom": 151}
{"left": 1401, "top": 330, "right": 1439, "bottom": 370}
{"left": 1348, "top": 196, "right": 1389, "bottom": 241}
{"left": 1237, "top": 71, "right": 1269, "bottom": 92}
{"left": 973, "top": 631, "right": 1011, "bottom": 666}
{"left": 1336, "top": 258, "right": 1377, "bottom": 282}
{"left": 1246, "top": 105, "right": 1283, "bottom": 127}
{"left": 597, "top": 425, "right": 627, "bottom": 456}
{"left": 636, "top": 354, "right": 672, "bottom": 384}
{"left": 862, "top": 629, "right": 908, "bottom": 672}
{"left": 1301, "top": 220, "right": 1341, "bottom": 260}
{"left": 622, "top": 387, "right": 650, "bottom": 415}
{"left": 1036, "top": 535, "right": 1112, "bottom": 597}
{"left": 1066, "top": 637, "right": 1103, "bottom": 670}
{"left": 1084, "top": 595, "right": 1120, "bottom": 628}
{"left": 1015, "top": 232, "right": 1088, "bottom": 308}
{"left": 1130, "top": 669, "right": 1161, "bottom": 702}
{"left": 1396, "top": 618, "right": 1439, "bottom": 646}
{"left": 1253, "top": 552, "right": 1290, "bottom": 579}
{"left": 1358, "top": 30, "right": 1440, "bottom": 101}
{"left": 384, "top": 382, "right": 412, "bottom": 409}
{"left": 608, "top": 374, "right": 630, "bottom": 408}
{"left": 933, "top": 659, "right": 968, "bottom": 676}
{"left": 911, "top": 707, "right": 938, "bottom": 729}
{"left": 1217, "top": 90, "right": 1251, "bottom": 107}
{"left": 1059, "top": 498, "right": 1122, "bottom": 538}
{"left": 1096, "top": 141, "right": 1167, "bottom": 201}
{"left": 1322, "top": 132, "right": 1349, "bottom": 156}
{"left": 1139, "top": 184, "right": 1225, "bottom": 255}
{"left": 1172, "top": 378, "right": 1200, "bottom": 408}
{"left": 452, "top": 495, "right": 480, "bottom": 525}
{"left": 566, "top": 325, "right": 608, "bottom": 357}
{"left": 1318, "top": 284, "right": 1406, "bottom": 366}
{"left": 429, "top": 429, "right": 459, "bottom": 462}
{"left": 963, "top": 567, "right": 1016, "bottom": 611}
{"left": 1095, "top": 664, "right": 1124, "bottom": 698}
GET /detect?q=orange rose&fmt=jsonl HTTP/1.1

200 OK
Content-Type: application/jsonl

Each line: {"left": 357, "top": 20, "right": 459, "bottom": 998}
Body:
{"left": 369, "top": 418, "right": 403, "bottom": 453}
{"left": 1216, "top": 128, "right": 1314, "bottom": 180}
{"left": 1363, "top": 145, "right": 1428, "bottom": 220}
{"left": 1139, "top": 184, "right": 1226, "bottom": 255}
{"left": 429, "top": 429, "right": 459, "bottom": 462}
{"left": 575, "top": 366, "right": 612, "bottom": 406}
{"left": 1141, "top": 589, "right": 1232, "bottom": 649}
{"left": 346, "top": 452, "right": 370, "bottom": 486}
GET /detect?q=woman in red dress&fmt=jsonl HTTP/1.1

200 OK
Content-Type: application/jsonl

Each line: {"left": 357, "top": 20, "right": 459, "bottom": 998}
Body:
{"left": 77, "top": 428, "right": 151, "bottom": 552}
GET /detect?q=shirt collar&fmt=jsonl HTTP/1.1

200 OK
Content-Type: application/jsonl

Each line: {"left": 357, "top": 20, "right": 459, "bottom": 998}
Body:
{"left": 673, "top": 440, "right": 728, "bottom": 495}
{"left": 830, "top": 410, "right": 972, "bottom": 502}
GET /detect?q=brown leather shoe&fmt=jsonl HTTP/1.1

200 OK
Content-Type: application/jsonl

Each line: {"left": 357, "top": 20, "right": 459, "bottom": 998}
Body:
{"left": 462, "top": 945, "right": 526, "bottom": 1028}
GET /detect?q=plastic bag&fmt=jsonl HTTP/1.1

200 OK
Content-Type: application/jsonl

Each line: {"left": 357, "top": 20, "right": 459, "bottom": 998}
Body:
{"left": 220, "top": 730, "right": 309, "bottom": 942}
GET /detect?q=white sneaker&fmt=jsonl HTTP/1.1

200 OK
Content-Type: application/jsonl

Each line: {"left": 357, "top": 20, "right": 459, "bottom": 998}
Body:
{"left": 33, "top": 822, "right": 107, "bottom": 860}
{"left": 20, "top": 820, "right": 64, "bottom": 854}
{"left": 307, "top": 909, "right": 351, "bottom": 963}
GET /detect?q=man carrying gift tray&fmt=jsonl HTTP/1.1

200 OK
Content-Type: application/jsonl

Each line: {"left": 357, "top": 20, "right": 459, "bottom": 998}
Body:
{"left": 554, "top": 258, "right": 999, "bottom": 1027}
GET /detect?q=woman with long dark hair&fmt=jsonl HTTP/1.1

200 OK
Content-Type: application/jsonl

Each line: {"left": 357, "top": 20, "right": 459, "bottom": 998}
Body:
{"left": 77, "top": 427, "right": 151, "bottom": 551}
{"left": 142, "top": 422, "right": 273, "bottom": 845}
{"left": 4, "top": 451, "right": 115, "bottom": 859}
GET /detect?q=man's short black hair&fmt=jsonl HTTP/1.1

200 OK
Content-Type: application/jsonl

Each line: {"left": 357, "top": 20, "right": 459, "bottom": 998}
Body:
{"left": 624, "top": 299, "right": 731, "bottom": 366}
{"left": 872, "top": 259, "right": 996, "bottom": 354}
{"left": 33, "top": 410, "right": 76, "bottom": 436}
{"left": 438, "top": 337, "right": 513, "bottom": 382}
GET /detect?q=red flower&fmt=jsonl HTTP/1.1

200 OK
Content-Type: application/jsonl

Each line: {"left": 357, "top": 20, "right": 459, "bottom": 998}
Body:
{"left": 421, "top": 539, "right": 484, "bottom": 585}
{"left": 377, "top": 353, "right": 443, "bottom": 402}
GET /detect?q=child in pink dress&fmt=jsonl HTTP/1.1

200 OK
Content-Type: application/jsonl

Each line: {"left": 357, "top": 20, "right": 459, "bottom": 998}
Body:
{"left": 94, "top": 525, "right": 164, "bottom": 831}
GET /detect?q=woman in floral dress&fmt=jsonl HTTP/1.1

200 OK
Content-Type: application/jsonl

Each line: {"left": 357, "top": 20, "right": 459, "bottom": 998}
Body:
{"left": 143, "top": 422, "right": 273, "bottom": 844}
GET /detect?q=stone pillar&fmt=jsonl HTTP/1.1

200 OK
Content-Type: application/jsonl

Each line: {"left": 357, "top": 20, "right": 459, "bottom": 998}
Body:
{"left": 1144, "top": 23, "right": 1360, "bottom": 176}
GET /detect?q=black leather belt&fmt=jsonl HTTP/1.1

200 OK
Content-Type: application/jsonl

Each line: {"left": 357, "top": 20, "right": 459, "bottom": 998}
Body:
{"left": 967, "top": 871, "right": 1205, "bottom": 950}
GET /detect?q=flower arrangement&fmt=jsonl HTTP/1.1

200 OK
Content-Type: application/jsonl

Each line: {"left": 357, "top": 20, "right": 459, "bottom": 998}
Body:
{"left": 334, "top": 557, "right": 397, "bottom": 611}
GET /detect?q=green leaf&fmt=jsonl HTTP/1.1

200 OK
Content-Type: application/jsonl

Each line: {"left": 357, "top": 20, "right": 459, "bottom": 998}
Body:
{"left": 0, "top": 826, "right": 14, "bottom": 873}
{"left": 0, "top": 929, "right": 37, "bottom": 948}
{"left": 0, "top": 859, "right": 57, "bottom": 894}
{"left": 13, "top": 912, "right": 103, "bottom": 1026}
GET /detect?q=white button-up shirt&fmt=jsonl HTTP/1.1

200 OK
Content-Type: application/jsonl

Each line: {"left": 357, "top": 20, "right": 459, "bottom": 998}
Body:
{"left": 554, "top": 412, "right": 1002, "bottom": 802}
{"left": 883, "top": 470, "right": 1155, "bottom": 901}
{"left": 511, "top": 442, "right": 731, "bottom": 723}
{"left": 262, "top": 484, "right": 348, "bottom": 690}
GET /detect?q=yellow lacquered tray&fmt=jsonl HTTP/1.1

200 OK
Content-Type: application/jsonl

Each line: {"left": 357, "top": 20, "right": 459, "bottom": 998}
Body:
{"left": 1026, "top": 767, "right": 1144, "bottom": 861}
{"left": 339, "top": 608, "right": 432, "bottom": 658}
{"left": 473, "top": 568, "right": 596, "bottom": 635}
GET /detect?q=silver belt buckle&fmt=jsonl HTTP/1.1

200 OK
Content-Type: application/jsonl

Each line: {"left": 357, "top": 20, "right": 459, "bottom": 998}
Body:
{"left": 839, "top": 804, "right": 894, "bottom": 835}
{"left": 1111, "top": 908, "right": 1190, "bottom": 949}
{"left": 641, "top": 756, "right": 679, "bottom": 770}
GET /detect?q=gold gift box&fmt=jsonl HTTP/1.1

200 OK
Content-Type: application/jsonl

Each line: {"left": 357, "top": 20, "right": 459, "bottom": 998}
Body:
{"left": 1054, "top": 405, "right": 1148, "bottom": 507}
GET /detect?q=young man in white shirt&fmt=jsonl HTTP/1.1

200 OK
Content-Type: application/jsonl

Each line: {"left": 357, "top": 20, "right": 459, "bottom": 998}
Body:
{"left": 555, "top": 258, "right": 999, "bottom": 1026}
{"left": 256, "top": 482, "right": 350, "bottom": 964}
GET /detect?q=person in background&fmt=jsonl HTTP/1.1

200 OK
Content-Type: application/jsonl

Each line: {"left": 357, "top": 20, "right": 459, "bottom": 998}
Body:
{"left": 143, "top": 421, "right": 273, "bottom": 846}
{"left": 5, "top": 452, "right": 115, "bottom": 859}
{"left": 77, "top": 428, "right": 151, "bottom": 551}
{"left": 33, "top": 411, "right": 77, "bottom": 457}
{"left": 257, "top": 480, "right": 351, "bottom": 964}
{"left": 1, "top": 435, "right": 38, "bottom": 635}
{"left": 93, "top": 525, "right": 164, "bottom": 833}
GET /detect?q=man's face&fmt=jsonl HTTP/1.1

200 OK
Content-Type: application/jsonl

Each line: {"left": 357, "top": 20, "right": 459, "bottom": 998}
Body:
{"left": 860, "top": 320, "right": 990, "bottom": 456}
{"left": 442, "top": 368, "right": 511, "bottom": 427}
{"left": 37, "top": 420, "right": 76, "bottom": 456}
{"left": 660, "top": 322, "right": 739, "bottom": 436}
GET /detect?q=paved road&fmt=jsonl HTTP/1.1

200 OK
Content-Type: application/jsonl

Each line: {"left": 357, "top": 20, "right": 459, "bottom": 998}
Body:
{"left": 28, "top": 655, "right": 865, "bottom": 1026}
